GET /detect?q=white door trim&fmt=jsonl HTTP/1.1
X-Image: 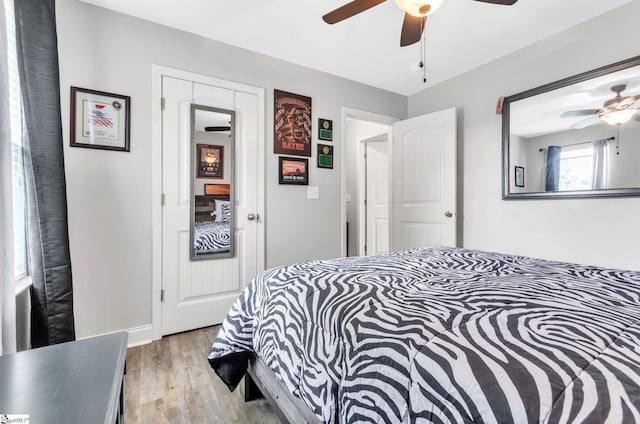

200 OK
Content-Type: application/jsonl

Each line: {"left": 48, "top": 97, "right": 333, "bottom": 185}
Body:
{"left": 151, "top": 65, "right": 265, "bottom": 341}
{"left": 340, "top": 107, "right": 398, "bottom": 257}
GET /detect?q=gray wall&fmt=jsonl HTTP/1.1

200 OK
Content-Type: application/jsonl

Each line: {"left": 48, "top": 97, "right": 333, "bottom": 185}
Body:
{"left": 56, "top": 0, "right": 406, "bottom": 339}
{"left": 408, "top": 2, "right": 640, "bottom": 270}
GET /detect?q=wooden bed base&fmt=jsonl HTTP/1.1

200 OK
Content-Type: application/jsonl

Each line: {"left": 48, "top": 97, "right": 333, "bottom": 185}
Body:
{"left": 245, "top": 354, "right": 322, "bottom": 424}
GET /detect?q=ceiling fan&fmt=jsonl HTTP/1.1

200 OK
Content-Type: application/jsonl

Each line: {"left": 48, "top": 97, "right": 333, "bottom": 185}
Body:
{"left": 322, "top": 0, "right": 519, "bottom": 47}
{"left": 560, "top": 84, "right": 640, "bottom": 129}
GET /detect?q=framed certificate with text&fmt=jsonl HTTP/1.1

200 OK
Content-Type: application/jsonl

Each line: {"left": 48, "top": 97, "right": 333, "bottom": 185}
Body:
{"left": 70, "top": 86, "right": 131, "bottom": 152}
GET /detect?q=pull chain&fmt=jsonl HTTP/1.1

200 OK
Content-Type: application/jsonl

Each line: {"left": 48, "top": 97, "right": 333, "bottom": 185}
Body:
{"left": 420, "top": 17, "right": 427, "bottom": 83}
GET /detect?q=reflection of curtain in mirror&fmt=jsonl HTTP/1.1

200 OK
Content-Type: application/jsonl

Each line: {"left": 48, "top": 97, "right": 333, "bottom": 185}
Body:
{"left": 545, "top": 146, "right": 561, "bottom": 192}
{"left": 538, "top": 148, "right": 548, "bottom": 192}
{"left": 592, "top": 139, "right": 608, "bottom": 190}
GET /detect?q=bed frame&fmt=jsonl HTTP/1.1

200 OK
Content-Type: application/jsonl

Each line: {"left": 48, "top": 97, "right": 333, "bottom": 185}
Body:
{"left": 245, "top": 354, "right": 322, "bottom": 424}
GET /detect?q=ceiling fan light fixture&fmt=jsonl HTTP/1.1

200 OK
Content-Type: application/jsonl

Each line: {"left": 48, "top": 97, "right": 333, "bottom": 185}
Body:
{"left": 600, "top": 109, "right": 637, "bottom": 126}
{"left": 395, "top": 0, "right": 444, "bottom": 17}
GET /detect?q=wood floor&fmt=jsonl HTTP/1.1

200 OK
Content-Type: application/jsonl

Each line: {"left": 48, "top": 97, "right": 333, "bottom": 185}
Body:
{"left": 124, "top": 326, "right": 282, "bottom": 423}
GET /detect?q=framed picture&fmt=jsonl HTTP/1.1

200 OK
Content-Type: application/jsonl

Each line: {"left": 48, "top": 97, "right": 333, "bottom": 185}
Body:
{"left": 279, "top": 156, "right": 309, "bottom": 185}
{"left": 317, "top": 144, "right": 334, "bottom": 169}
{"left": 197, "top": 144, "right": 224, "bottom": 179}
{"left": 70, "top": 86, "right": 130, "bottom": 151}
{"left": 318, "top": 118, "right": 333, "bottom": 141}
{"left": 515, "top": 166, "right": 525, "bottom": 187}
{"left": 274, "top": 89, "right": 312, "bottom": 157}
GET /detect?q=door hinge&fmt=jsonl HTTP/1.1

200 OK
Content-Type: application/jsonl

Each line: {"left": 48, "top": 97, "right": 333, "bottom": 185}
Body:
{"left": 161, "top": 289, "right": 165, "bottom": 302}
{"left": 160, "top": 97, "right": 165, "bottom": 111}
{"left": 161, "top": 193, "right": 165, "bottom": 206}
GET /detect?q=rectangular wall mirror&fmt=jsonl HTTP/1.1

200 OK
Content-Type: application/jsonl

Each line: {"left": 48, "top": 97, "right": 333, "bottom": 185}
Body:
{"left": 190, "top": 104, "right": 235, "bottom": 260}
{"left": 503, "top": 56, "right": 640, "bottom": 199}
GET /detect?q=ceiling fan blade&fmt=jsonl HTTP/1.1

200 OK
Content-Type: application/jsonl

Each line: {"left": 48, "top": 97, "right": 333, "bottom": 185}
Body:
{"left": 322, "top": 0, "right": 386, "bottom": 24}
{"left": 616, "top": 95, "right": 640, "bottom": 109}
{"left": 571, "top": 115, "right": 602, "bottom": 130}
{"left": 473, "top": 0, "right": 518, "bottom": 5}
{"left": 204, "top": 126, "right": 231, "bottom": 132}
{"left": 400, "top": 13, "right": 426, "bottom": 47}
{"left": 560, "top": 109, "right": 599, "bottom": 118}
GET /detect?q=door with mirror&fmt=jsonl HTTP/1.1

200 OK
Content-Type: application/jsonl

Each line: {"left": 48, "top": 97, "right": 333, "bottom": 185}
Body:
{"left": 161, "top": 75, "right": 263, "bottom": 335}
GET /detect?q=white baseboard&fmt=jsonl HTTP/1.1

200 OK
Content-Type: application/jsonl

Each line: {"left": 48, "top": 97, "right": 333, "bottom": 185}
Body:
{"left": 125, "top": 325, "right": 154, "bottom": 348}
{"left": 79, "top": 325, "right": 153, "bottom": 348}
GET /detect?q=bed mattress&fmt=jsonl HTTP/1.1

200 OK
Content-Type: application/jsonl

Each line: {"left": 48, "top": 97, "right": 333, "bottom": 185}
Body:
{"left": 194, "top": 221, "right": 230, "bottom": 252}
{"left": 208, "top": 247, "right": 640, "bottom": 423}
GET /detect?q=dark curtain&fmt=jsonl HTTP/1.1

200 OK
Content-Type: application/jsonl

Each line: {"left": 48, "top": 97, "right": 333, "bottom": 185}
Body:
{"left": 545, "top": 146, "right": 561, "bottom": 192}
{"left": 14, "top": 0, "right": 75, "bottom": 347}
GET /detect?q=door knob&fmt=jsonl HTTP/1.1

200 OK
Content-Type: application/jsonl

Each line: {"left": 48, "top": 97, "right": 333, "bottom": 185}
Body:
{"left": 444, "top": 211, "right": 453, "bottom": 218}
{"left": 247, "top": 213, "right": 258, "bottom": 221}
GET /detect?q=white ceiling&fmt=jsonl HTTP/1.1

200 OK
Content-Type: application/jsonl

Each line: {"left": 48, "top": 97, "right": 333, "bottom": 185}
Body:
{"left": 78, "top": 0, "right": 631, "bottom": 96}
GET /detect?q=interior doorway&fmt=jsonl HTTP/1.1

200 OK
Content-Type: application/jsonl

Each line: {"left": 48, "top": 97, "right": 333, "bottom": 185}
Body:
{"left": 341, "top": 107, "right": 458, "bottom": 259}
{"left": 342, "top": 108, "right": 396, "bottom": 257}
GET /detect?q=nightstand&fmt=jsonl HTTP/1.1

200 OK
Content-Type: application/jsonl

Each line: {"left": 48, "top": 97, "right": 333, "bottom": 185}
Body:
{"left": 0, "top": 332, "right": 128, "bottom": 423}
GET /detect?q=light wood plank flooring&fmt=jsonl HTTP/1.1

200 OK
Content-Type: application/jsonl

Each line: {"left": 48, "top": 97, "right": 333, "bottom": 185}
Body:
{"left": 125, "top": 326, "right": 282, "bottom": 423}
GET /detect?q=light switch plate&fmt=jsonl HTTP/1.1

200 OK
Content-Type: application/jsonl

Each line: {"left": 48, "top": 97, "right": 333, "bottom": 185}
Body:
{"left": 307, "top": 186, "right": 320, "bottom": 199}
{"left": 345, "top": 193, "right": 352, "bottom": 202}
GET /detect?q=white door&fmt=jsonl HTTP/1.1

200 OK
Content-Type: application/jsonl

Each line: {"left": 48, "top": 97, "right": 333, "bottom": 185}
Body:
{"left": 365, "top": 137, "right": 389, "bottom": 255}
{"left": 161, "top": 75, "right": 263, "bottom": 335}
{"left": 391, "top": 107, "right": 457, "bottom": 251}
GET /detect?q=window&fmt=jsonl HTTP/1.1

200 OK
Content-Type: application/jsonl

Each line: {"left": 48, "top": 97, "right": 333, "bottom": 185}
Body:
{"left": 558, "top": 145, "right": 594, "bottom": 191}
{"left": 4, "top": 0, "right": 27, "bottom": 279}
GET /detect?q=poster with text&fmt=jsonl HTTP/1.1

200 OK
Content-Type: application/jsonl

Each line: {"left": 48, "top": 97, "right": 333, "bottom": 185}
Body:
{"left": 274, "top": 89, "right": 312, "bottom": 157}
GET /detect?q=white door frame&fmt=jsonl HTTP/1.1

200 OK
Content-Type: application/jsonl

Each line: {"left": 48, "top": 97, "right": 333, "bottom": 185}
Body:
{"left": 341, "top": 107, "right": 398, "bottom": 257}
{"left": 357, "top": 133, "right": 388, "bottom": 256}
{"left": 151, "top": 65, "right": 265, "bottom": 341}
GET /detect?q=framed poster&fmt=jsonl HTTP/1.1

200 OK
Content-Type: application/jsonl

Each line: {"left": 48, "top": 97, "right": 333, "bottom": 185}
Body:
{"left": 197, "top": 144, "right": 224, "bottom": 179}
{"left": 70, "top": 86, "right": 130, "bottom": 151}
{"left": 317, "top": 144, "right": 334, "bottom": 169}
{"left": 274, "top": 89, "right": 312, "bottom": 157}
{"left": 278, "top": 156, "right": 309, "bottom": 185}
{"left": 515, "top": 166, "right": 525, "bottom": 187}
{"left": 318, "top": 118, "right": 333, "bottom": 141}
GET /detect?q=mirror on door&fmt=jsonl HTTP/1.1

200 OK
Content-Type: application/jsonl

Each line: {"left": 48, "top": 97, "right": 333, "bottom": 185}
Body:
{"left": 190, "top": 104, "right": 235, "bottom": 260}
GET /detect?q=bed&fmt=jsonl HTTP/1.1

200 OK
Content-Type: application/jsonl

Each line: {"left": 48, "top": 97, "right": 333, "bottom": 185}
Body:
{"left": 194, "top": 184, "right": 231, "bottom": 254}
{"left": 208, "top": 247, "right": 640, "bottom": 423}
{"left": 193, "top": 221, "right": 231, "bottom": 252}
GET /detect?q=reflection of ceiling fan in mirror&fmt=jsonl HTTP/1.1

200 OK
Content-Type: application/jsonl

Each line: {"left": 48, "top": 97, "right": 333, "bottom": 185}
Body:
{"left": 560, "top": 84, "right": 640, "bottom": 129}
{"left": 322, "top": 0, "right": 518, "bottom": 47}
{"left": 204, "top": 126, "right": 231, "bottom": 132}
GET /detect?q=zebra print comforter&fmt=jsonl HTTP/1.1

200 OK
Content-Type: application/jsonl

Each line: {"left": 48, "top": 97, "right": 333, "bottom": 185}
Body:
{"left": 208, "top": 247, "right": 640, "bottom": 423}
{"left": 194, "top": 221, "right": 230, "bottom": 251}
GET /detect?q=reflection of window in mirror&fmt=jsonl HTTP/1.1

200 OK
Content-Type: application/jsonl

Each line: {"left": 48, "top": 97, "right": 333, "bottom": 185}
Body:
{"left": 558, "top": 145, "right": 596, "bottom": 191}
{"left": 541, "top": 140, "right": 610, "bottom": 192}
